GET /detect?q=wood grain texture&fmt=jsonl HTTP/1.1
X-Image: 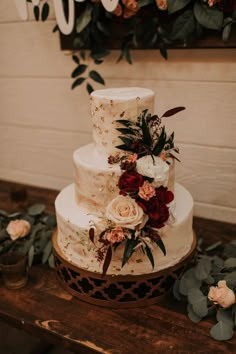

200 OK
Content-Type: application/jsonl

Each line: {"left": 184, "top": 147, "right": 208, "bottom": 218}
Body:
{"left": 0, "top": 180, "right": 235, "bottom": 354}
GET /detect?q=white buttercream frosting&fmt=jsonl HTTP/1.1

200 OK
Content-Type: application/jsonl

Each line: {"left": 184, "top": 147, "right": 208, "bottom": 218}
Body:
{"left": 90, "top": 87, "right": 154, "bottom": 156}
{"left": 55, "top": 183, "right": 194, "bottom": 275}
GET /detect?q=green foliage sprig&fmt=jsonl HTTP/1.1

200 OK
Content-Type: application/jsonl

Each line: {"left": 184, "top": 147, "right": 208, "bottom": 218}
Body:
{"left": 27, "top": 0, "right": 236, "bottom": 93}
{"left": 0, "top": 204, "right": 56, "bottom": 268}
{"left": 173, "top": 239, "right": 236, "bottom": 341}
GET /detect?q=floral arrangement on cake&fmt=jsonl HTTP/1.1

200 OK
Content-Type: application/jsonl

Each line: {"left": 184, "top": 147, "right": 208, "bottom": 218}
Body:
{"left": 89, "top": 106, "right": 185, "bottom": 275}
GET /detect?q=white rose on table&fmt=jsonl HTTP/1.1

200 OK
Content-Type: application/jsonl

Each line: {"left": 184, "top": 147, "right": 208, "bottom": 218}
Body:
{"left": 208, "top": 280, "right": 236, "bottom": 308}
{"left": 105, "top": 195, "right": 147, "bottom": 230}
{"left": 136, "top": 155, "right": 169, "bottom": 188}
{"left": 6, "top": 219, "right": 31, "bottom": 241}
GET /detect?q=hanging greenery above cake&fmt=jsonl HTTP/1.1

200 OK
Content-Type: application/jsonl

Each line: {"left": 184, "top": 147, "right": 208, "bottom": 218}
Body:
{"left": 16, "top": 0, "right": 236, "bottom": 93}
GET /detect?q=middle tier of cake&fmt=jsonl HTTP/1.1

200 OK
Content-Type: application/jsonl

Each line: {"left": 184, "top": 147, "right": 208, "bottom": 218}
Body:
{"left": 73, "top": 143, "right": 175, "bottom": 212}
{"left": 55, "top": 182, "right": 194, "bottom": 276}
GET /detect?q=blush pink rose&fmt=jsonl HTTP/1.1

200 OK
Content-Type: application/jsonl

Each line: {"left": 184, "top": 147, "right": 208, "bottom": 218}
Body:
{"left": 155, "top": 0, "right": 167, "bottom": 10}
{"left": 106, "top": 227, "right": 127, "bottom": 244}
{"left": 138, "top": 181, "right": 156, "bottom": 201}
{"left": 6, "top": 219, "right": 31, "bottom": 241}
{"left": 208, "top": 280, "right": 236, "bottom": 308}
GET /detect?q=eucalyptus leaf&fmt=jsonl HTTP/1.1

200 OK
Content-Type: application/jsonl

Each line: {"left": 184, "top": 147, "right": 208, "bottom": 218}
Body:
{"left": 210, "top": 321, "right": 234, "bottom": 341}
{"left": 212, "top": 255, "right": 224, "bottom": 273}
{"left": 28, "top": 204, "right": 45, "bottom": 216}
{"left": 48, "top": 253, "right": 55, "bottom": 268}
{"left": 224, "top": 258, "right": 236, "bottom": 269}
{"left": 76, "top": 4, "right": 92, "bottom": 33}
{"left": 195, "top": 257, "right": 212, "bottom": 281}
{"left": 167, "top": 0, "right": 192, "bottom": 14}
{"left": 187, "top": 288, "right": 208, "bottom": 317}
{"left": 138, "top": 0, "right": 153, "bottom": 8}
{"left": 187, "top": 303, "right": 202, "bottom": 323}
{"left": 0, "top": 210, "right": 8, "bottom": 217}
{"left": 193, "top": 2, "right": 223, "bottom": 30}
{"left": 159, "top": 43, "right": 168, "bottom": 60}
{"left": 42, "top": 214, "right": 57, "bottom": 227}
{"left": 205, "top": 241, "right": 222, "bottom": 252}
{"left": 224, "top": 271, "right": 236, "bottom": 287}
{"left": 223, "top": 242, "right": 236, "bottom": 258}
{"left": 179, "top": 268, "right": 201, "bottom": 296}
{"left": 222, "top": 23, "right": 232, "bottom": 42}
{"left": 71, "top": 77, "right": 86, "bottom": 90}
{"left": 41, "top": 2, "right": 49, "bottom": 22}
{"left": 8, "top": 212, "right": 22, "bottom": 219}
{"left": 173, "top": 279, "right": 181, "bottom": 301}
{"left": 216, "top": 308, "right": 234, "bottom": 328}
{"left": 170, "top": 10, "right": 195, "bottom": 41}
{"left": 89, "top": 70, "right": 105, "bottom": 85}
{"left": 22, "top": 215, "right": 35, "bottom": 226}
{"left": 42, "top": 240, "right": 52, "bottom": 264}
{"left": 71, "top": 64, "right": 87, "bottom": 78}
{"left": 28, "top": 245, "right": 35, "bottom": 267}
{"left": 33, "top": 5, "right": 40, "bottom": 21}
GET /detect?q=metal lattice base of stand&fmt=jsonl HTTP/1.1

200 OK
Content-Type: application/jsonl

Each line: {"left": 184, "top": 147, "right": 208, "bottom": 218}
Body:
{"left": 52, "top": 232, "right": 197, "bottom": 308}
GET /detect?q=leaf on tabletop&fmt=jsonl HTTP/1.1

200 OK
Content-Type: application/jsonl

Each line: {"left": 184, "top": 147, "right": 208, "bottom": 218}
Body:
{"left": 42, "top": 240, "right": 52, "bottom": 264}
{"left": 216, "top": 308, "right": 234, "bottom": 328}
{"left": 187, "top": 303, "right": 202, "bottom": 323}
{"left": 28, "top": 245, "right": 35, "bottom": 267}
{"left": 173, "top": 279, "right": 181, "bottom": 301}
{"left": 210, "top": 321, "right": 234, "bottom": 341}
{"left": 179, "top": 268, "right": 201, "bottom": 296}
{"left": 193, "top": 2, "right": 223, "bottom": 30}
{"left": 224, "top": 257, "right": 236, "bottom": 269}
{"left": 28, "top": 204, "right": 45, "bottom": 216}
{"left": 195, "top": 257, "right": 212, "bottom": 280}
{"left": 205, "top": 241, "right": 222, "bottom": 252}
{"left": 48, "top": 253, "right": 55, "bottom": 268}
{"left": 187, "top": 288, "right": 208, "bottom": 317}
{"left": 224, "top": 271, "right": 236, "bottom": 287}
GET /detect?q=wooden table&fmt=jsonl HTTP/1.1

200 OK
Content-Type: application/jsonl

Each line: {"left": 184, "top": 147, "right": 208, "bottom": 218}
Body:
{"left": 0, "top": 180, "right": 235, "bottom": 353}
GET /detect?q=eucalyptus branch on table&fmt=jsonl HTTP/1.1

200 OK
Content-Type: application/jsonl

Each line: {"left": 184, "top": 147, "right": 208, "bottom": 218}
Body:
{"left": 0, "top": 204, "right": 56, "bottom": 268}
{"left": 173, "top": 239, "right": 236, "bottom": 341}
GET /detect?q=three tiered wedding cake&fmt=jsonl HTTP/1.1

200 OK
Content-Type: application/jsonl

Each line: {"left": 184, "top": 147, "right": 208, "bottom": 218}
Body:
{"left": 54, "top": 87, "right": 196, "bottom": 306}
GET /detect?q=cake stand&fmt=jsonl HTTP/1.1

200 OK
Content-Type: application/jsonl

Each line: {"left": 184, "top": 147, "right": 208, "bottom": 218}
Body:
{"left": 52, "top": 231, "right": 197, "bottom": 308}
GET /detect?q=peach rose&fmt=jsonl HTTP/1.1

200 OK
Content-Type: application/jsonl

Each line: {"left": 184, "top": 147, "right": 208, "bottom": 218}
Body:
{"left": 208, "top": 280, "right": 236, "bottom": 308}
{"left": 126, "top": 153, "right": 138, "bottom": 163}
{"left": 105, "top": 195, "right": 146, "bottom": 230}
{"left": 113, "top": 3, "right": 123, "bottom": 17}
{"left": 155, "top": 0, "right": 167, "bottom": 10}
{"left": 208, "top": 0, "right": 219, "bottom": 7}
{"left": 106, "top": 227, "right": 127, "bottom": 244}
{"left": 6, "top": 219, "right": 31, "bottom": 241}
{"left": 138, "top": 181, "right": 156, "bottom": 201}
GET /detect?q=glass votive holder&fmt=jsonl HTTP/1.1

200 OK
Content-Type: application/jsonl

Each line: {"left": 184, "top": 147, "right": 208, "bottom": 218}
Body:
{"left": 0, "top": 252, "right": 28, "bottom": 289}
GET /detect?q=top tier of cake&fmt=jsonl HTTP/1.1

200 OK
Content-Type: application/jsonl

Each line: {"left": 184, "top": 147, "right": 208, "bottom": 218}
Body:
{"left": 90, "top": 87, "right": 154, "bottom": 156}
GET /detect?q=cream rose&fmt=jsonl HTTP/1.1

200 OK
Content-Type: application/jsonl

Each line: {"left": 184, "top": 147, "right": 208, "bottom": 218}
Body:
{"left": 208, "top": 280, "right": 236, "bottom": 308}
{"left": 6, "top": 219, "right": 31, "bottom": 241}
{"left": 105, "top": 195, "right": 146, "bottom": 230}
{"left": 136, "top": 155, "right": 169, "bottom": 188}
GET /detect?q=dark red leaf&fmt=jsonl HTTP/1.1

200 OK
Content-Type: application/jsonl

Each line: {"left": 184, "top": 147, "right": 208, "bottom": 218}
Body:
{"left": 89, "top": 228, "right": 95, "bottom": 244}
{"left": 102, "top": 246, "right": 112, "bottom": 277}
{"left": 162, "top": 107, "right": 185, "bottom": 118}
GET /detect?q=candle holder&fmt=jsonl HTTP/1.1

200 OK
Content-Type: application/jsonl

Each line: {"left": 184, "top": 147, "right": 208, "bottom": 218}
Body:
{"left": 0, "top": 252, "right": 28, "bottom": 289}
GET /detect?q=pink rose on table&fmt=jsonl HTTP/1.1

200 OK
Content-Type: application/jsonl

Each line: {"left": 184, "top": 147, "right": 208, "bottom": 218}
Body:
{"left": 105, "top": 195, "right": 146, "bottom": 230}
{"left": 118, "top": 170, "right": 144, "bottom": 195}
{"left": 6, "top": 219, "right": 31, "bottom": 241}
{"left": 208, "top": 280, "right": 236, "bottom": 308}
{"left": 138, "top": 181, "right": 156, "bottom": 201}
{"left": 106, "top": 227, "right": 127, "bottom": 244}
{"left": 136, "top": 155, "right": 169, "bottom": 188}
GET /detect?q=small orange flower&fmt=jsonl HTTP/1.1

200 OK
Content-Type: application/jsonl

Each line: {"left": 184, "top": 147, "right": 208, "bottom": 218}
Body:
{"left": 138, "top": 181, "right": 156, "bottom": 201}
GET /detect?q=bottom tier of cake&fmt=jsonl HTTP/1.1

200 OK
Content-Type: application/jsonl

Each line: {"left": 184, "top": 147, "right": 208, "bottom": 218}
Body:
{"left": 55, "top": 183, "right": 194, "bottom": 276}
